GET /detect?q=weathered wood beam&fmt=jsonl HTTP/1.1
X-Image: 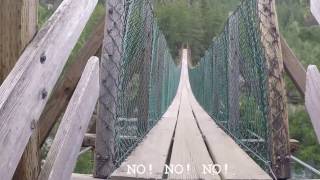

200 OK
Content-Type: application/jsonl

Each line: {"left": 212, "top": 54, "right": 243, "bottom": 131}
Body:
{"left": 311, "top": 0, "right": 320, "bottom": 24}
{"left": 72, "top": 173, "right": 103, "bottom": 180}
{"left": 305, "top": 65, "right": 320, "bottom": 143}
{"left": 39, "top": 57, "right": 99, "bottom": 180}
{"left": 95, "top": 0, "right": 125, "bottom": 178}
{"left": 280, "top": 36, "right": 306, "bottom": 96}
{"left": 258, "top": 0, "right": 290, "bottom": 178}
{"left": 0, "top": 0, "right": 97, "bottom": 179}
{"left": 82, "top": 133, "right": 96, "bottom": 147}
{"left": 0, "top": 0, "right": 39, "bottom": 179}
{"left": 228, "top": 12, "right": 240, "bottom": 134}
{"left": 38, "top": 16, "right": 105, "bottom": 147}
{"left": 0, "top": 0, "right": 37, "bottom": 83}
{"left": 138, "top": 1, "right": 153, "bottom": 133}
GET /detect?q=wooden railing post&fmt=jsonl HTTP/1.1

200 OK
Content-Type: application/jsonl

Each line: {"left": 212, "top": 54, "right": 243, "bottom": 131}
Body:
{"left": 305, "top": 65, "right": 320, "bottom": 143}
{"left": 0, "top": 1, "right": 39, "bottom": 179}
{"left": 227, "top": 13, "right": 240, "bottom": 134}
{"left": 258, "top": 0, "right": 291, "bottom": 178}
{"left": 95, "top": 0, "right": 125, "bottom": 178}
{"left": 0, "top": 0, "right": 97, "bottom": 179}
{"left": 138, "top": 1, "right": 153, "bottom": 133}
{"left": 311, "top": 0, "right": 320, "bottom": 24}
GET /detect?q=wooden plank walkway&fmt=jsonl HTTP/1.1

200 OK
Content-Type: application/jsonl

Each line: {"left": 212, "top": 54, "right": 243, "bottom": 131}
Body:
{"left": 110, "top": 50, "right": 271, "bottom": 179}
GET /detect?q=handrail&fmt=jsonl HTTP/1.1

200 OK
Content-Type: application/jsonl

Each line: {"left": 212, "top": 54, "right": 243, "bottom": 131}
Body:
{"left": 39, "top": 57, "right": 99, "bottom": 180}
{"left": 0, "top": 0, "right": 97, "bottom": 179}
{"left": 305, "top": 65, "right": 320, "bottom": 143}
{"left": 281, "top": 35, "right": 306, "bottom": 96}
{"left": 311, "top": 0, "right": 320, "bottom": 24}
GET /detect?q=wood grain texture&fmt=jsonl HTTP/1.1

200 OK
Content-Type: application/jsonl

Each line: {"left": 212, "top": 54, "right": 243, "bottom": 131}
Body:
{"left": 258, "top": 0, "right": 291, "bottom": 178}
{"left": 38, "top": 15, "right": 105, "bottom": 147}
{"left": 305, "top": 65, "right": 320, "bottom": 143}
{"left": 281, "top": 35, "right": 306, "bottom": 96}
{"left": 168, "top": 50, "right": 219, "bottom": 180}
{"left": 71, "top": 173, "right": 103, "bottom": 180}
{"left": 0, "top": 0, "right": 97, "bottom": 179}
{"left": 228, "top": 14, "right": 240, "bottom": 133}
{"left": 311, "top": 0, "right": 320, "bottom": 24}
{"left": 82, "top": 133, "right": 96, "bottom": 147}
{"left": 39, "top": 57, "right": 99, "bottom": 180}
{"left": 95, "top": 0, "right": 125, "bottom": 177}
{"left": 0, "top": 1, "right": 41, "bottom": 180}
{"left": 0, "top": 0, "right": 37, "bottom": 83}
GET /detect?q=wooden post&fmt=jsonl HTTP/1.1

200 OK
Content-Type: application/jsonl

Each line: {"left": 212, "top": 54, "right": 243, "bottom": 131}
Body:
{"left": 228, "top": 14, "right": 240, "bottom": 134}
{"left": 0, "top": 0, "right": 37, "bottom": 83}
{"left": 305, "top": 65, "right": 320, "bottom": 143}
{"left": 138, "top": 1, "right": 153, "bottom": 133}
{"left": 39, "top": 57, "right": 99, "bottom": 180}
{"left": 311, "top": 0, "right": 320, "bottom": 24}
{"left": 0, "top": 0, "right": 97, "bottom": 179}
{"left": 258, "top": 0, "right": 291, "bottom": 178}
{"left": 95, "top": 0, "right": 125, "bottom": 178}
{"left": 0, "top": 1, "right": 39, "bottom": 179}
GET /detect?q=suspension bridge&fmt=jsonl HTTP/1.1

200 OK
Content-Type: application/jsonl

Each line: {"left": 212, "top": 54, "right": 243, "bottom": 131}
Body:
{"left": 0, "top": 0, "right": 319, "bottom": 180}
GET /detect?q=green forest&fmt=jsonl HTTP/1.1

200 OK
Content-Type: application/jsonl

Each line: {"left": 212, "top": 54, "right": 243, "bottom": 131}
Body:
{"left": 155, "top": 0, "right": 320, "bottom": 178}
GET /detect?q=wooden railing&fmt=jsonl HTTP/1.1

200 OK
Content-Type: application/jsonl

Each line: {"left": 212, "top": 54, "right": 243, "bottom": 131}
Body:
{"left": 0, "top": 0, "right": 99, "bottom": 179}
{"left": 281, "top": 35, "right": 320, "bottom": 143}
{"left": 305, "top": 65, "right": 320, "bottom": 143}
{"left": 311, "top": 0, "right": 320, "bottom": 24}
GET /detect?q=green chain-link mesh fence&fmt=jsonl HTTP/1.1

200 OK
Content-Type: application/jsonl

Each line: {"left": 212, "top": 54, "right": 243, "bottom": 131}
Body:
{"left": 189, "top": 0, "right": 271, "bottom": 172}
{"left": 114, "top": 0, "right": 180, "bottom": 166}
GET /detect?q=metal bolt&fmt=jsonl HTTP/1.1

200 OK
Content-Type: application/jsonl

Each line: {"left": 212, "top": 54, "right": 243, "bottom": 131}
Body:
{"left": 108, "top": 8, "right": 113, "bottom": 14}
{"left": 40, "top": 53, "right": 46, "bottom": 64}
{"left": 41, "top": 89, "right": 48, "bottom": 99}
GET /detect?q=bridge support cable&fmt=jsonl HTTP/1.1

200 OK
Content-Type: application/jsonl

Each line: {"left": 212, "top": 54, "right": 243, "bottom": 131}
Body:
{"left": 189, "top": 0, "right": 290, "bottom": 178}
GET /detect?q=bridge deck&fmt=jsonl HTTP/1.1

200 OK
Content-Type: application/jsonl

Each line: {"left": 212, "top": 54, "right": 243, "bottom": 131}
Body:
{"left": 110, "top": 50, "right": 271, "bottom": 180}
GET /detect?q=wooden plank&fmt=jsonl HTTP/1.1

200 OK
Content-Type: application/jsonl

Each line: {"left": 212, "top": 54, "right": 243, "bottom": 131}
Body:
{"left": 311, "top": 0, "right": 320, "bottom": 24}
{"left": 168, "top": 51, "right": 219, "bottom": 179}
{"left": 0, "top": 0, "right": 40, "bottom": 179}
{"left": 71, "top": 173, "right": 102, "bottom": 180}
{"left": 82, "top": 133, "right": 96, "bottom": 147}
{"left": 111, "top": 49, "right": 182, "bottom": 180}
{"left": 181, "top": 49, "right": 270, "bottom": 179}
{"left": 39, "top": 57, "right": 99, "bottom": 180}
{"left": 305, "top": 65, "right": 320, "bottom": 143}
{"left": 187, "top": 87, "right": 271, "bottom": 180}
{"left": 111, "top": 95, "right": 180, "bottom": 179}
{"left": 38, "top": 15, "right": 105, "bottom": 147}
{"left": 95, "top": 0, "right": 125, "bottom": 177}
{"left": 258, "top": 0, "right": 291, "bottom": 178}
{"left": 169, "top": 86, "right": 219, "bottom": 179}
{"left": 0, "top": 1, "right": 97, "bottom": 179}
{"left": 281, "top": 35, "right": 306, "bottom": 96}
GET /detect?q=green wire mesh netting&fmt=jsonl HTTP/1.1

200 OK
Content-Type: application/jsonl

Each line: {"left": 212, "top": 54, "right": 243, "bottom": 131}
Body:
{"left": 114, "top": 0, "right": 180, "bottom": 166}
{"left": 189, "top": 0, "right": 272, "bottom": 172}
